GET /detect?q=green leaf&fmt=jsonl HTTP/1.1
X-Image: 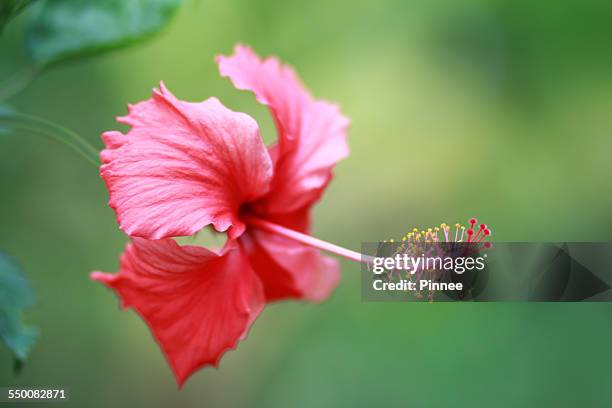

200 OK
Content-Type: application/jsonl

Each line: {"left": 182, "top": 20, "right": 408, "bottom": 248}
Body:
{"left": 25, "top": 0, "right": 183, "bottom": 67}
{"left": 0, "top": 0, "right": 36, "bottom": 33}
{"left": 0, "top": 252, "right": 38, "bottom": 368}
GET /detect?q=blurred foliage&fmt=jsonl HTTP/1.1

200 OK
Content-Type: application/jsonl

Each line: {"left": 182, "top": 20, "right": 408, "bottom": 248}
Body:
{"left": 1, "top": 0, "right": 612, "bottom": 407}
{"left": 25, "top": 0, "right": 183, "bottom": 66}
{"left": 433, "top": 1, "right": 612, "bottom": 112}
{"left": 1, "top": 0, "right": 183, "bottom": 67}
{"left": 0, "top": 0, "right": 185, "bottom": 375}
{"left": 0, "top": 0, "right": 36, "bottom": 33}
{"left": 0, "top": 253, "right": 38, "bottom": 369}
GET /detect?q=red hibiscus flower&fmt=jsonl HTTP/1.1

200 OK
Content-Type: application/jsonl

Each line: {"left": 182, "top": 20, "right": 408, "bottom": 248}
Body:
{"left": 91, "top": 45, "right": 356, "bottom": 386}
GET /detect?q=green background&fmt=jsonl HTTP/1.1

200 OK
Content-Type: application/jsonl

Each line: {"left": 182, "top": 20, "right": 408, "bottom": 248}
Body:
{"left": 2, "top": 0, "right": 612, "bottom": 406}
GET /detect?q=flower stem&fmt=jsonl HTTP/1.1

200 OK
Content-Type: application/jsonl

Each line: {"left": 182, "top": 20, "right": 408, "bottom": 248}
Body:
{"left": 244, "top": 216, "right": 372, "bottom": 264}
{"left": 0, "top": 66, "right": 40, "bottom": 101}
{"left": 0, "top": 111, "right": 99, "bottom": 167}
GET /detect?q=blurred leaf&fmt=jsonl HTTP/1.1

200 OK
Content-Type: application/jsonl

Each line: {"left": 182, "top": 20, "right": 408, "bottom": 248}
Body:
{"left": 0, "top": 252, "right": 38, "bottom": 369}
{"left": 0, "top": 0, "right": 36, "bottom": 33}
{"left": 25, "top": 0, "right": 183, "bottom": 66}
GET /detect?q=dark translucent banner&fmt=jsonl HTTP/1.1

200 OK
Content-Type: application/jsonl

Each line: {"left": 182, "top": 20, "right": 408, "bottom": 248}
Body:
{"left": 360, "top": 242, "right": 612, "bottom": 301}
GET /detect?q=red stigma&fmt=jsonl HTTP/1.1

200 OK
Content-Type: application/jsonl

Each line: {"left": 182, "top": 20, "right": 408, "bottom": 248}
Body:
{"left": 467, "top": 217, "right": 492, "bottom": 244}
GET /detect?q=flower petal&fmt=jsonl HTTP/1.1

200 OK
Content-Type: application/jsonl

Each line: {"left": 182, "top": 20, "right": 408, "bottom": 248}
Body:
{"left": 91, "top": 238, "right": 265, "bottom": 387}
{"left": 217, "top": 45, "right": 350, "bottom": 214}
{"left": 241, "top": 230, "right": 340, "bottom": 302}
{"left": 100, "top": 82, "right": 273, "bottom": 240}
